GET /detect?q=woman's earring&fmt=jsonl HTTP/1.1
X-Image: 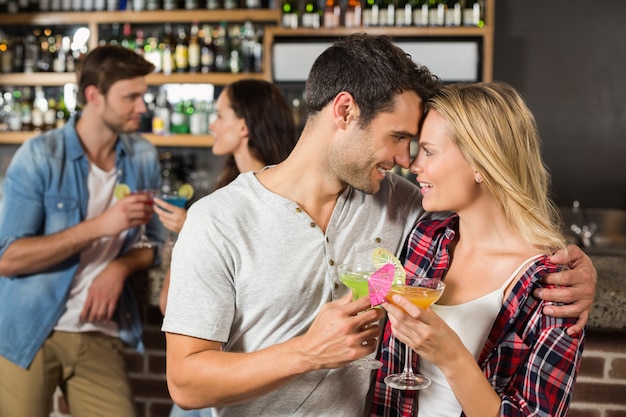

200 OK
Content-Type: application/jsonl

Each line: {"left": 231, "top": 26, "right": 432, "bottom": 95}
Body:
{"left": 475, "top": 175, "right": 483, "bottom": 184}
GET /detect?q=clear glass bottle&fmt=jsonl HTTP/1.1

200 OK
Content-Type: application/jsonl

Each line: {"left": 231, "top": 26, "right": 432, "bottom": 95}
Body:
{"left": 395, "top": 0, "right": 411, "bottom": 26}
{"left": 362, "top": 0, "right": 379, "bottom": 27}
{"left": 301, "top": 0, "right": 321, "bottom": 29}
{"left": 427, "top": 0, "right": 445, "bottom": 27}
{"left": 281, "top": 0, "right": 299, "bottom": 29}
{"left": 411, "top": 0, "right": 428, "bottom": 26}
{"left": 444, "top": 0, "right": 461, "bottom": 27}
{"left": 323, "top": 0, "right": 341, "bottom": 28}
{"left": 462, "top": 0, "right": 482, "bottom": 27}
{"left": 379, "top": 0, "right": 395, "bottom": 27}
{"left": 344, "top": 0, "right": 362, "bottom": 28}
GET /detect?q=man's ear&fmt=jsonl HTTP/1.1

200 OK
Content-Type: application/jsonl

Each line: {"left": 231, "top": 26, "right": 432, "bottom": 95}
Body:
{"left": 83, "top": 85, "right": 102, "bottom": 105}
{"left": 331, "top": 91, "right": 360, "bottom": 130}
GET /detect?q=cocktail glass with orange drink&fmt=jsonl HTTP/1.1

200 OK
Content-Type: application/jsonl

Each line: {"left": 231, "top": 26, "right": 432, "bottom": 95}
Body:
{"left": 383, "top": 276, "right": 445, "bottom": 390}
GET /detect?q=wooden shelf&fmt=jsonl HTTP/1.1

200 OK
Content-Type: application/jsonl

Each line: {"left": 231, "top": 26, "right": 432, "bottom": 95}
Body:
{"left": 266, "top": 25, "right": 490, "bottom": 38}
{"left": 0, "top": 131, "right": 214, "bottom": 147}
{"left": 0, "top": 71, "right": 268, "bottom": 86}
{"left": 0, "top": 9, "right": 281, "bottom": 25}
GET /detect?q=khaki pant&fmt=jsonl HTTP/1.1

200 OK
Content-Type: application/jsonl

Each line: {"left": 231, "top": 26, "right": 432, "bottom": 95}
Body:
{"left": 0, "top": 331, "right": 136, "bottom": 417}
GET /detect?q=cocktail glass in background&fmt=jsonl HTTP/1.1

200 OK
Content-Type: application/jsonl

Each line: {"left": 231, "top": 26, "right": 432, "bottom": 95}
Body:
{"left": 157, "top": 191, "right": 190, "bottom": 250}
{"left": 383, "top": 276, "right": 446, "bottom": 390}
{"left": 337, "top": 263, "right": 385, "bottom": 370}
{"left": 132, "top": 189, "right": 158, "bottom": 249}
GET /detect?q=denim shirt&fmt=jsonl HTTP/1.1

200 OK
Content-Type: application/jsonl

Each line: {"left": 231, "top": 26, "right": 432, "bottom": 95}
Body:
{"left": 0, "top": 115, "right": 163, "bottom": 369}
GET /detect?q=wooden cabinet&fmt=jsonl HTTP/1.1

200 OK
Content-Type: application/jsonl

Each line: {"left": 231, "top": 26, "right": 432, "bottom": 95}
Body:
{"left": 0, "top": 0, "right": 494, "bottom": 148}
{"left": 0, "top": 9, "right": 280, "bottom": 147}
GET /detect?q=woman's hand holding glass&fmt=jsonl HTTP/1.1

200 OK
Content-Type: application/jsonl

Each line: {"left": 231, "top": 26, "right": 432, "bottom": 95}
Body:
{"left": 382, "top": 277, "right": 445, "bottom": 390}
{"left": 153, "top": 198, "right": 188, "bottom": 235}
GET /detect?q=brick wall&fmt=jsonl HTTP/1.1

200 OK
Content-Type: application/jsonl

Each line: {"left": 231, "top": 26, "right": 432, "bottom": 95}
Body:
{"left": 569, "top": 329, "right": 626, "bottom": 417}
{"left": 49, "top": 309, "right": 625, "bottom": 417}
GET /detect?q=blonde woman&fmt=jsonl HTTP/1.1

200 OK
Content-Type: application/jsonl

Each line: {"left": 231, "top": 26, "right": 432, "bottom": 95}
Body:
{"left": 373, "top": 81, "right": 585, "bottom": 417}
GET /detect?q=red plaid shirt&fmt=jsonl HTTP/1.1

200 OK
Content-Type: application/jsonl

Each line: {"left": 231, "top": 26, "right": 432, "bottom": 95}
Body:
{"left": 370, "top": 215, "right": 585, "bottom": 417}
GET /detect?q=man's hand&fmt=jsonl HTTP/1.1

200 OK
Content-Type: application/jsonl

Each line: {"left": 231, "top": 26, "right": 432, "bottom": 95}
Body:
{"left": 296, "top": 293, "right": 385, "bottom": 370}
{"left": 96, "top": 193, "right": 154, "bottom": 238}
{"left": 80, "top": 262, "right": 127, "bottom": 323}
{"left": 534, "top": 245, "right": 597, "bottom": 336}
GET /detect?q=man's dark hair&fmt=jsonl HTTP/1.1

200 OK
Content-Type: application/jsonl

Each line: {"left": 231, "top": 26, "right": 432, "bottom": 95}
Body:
{"left": 305, "top": 33, "right": 441, "bottom": 128}
{"left": 76, "top": 44, "right": 155, "bottom": 106}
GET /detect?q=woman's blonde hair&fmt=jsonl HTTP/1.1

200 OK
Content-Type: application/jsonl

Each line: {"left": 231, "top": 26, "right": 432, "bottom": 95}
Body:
{"left": 426, "top": 81, "right": 566, "bottom": 252}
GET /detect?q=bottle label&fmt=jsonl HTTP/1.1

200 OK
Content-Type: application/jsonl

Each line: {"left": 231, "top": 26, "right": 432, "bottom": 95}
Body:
{"left": 395, "top": 4, "right": 411, "bottom": 26}
{"left": 463, "top": 3, "right": 480, "bottom": 26}
{"left": 344, "top": 6, "right": 362, "bottom": 28}
{"left": 379, "top": 5, "right": 394, "bottom": 26}
{"left": 301, "top": 12, "right": 320, "bottom": 28}
{"left": 363, "top": 5, "right": 379, "bottom": 27}
{"left": 282, "top": 13, "right": 299, "bottom": 28}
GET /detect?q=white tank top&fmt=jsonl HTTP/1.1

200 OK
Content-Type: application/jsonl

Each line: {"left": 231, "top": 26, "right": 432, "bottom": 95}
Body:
{"left": 418, "top": 254, "right": 543, "bottom": 417}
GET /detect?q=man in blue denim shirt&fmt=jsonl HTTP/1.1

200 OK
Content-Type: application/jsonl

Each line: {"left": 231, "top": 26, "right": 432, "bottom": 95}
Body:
{"left": 0, "top": 45, "right": 163, "bottom": 417}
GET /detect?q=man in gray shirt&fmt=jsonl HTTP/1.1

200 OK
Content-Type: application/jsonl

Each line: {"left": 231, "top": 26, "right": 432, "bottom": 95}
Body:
{"left": 162, "top": 34, "right": 596, "bottom": 417}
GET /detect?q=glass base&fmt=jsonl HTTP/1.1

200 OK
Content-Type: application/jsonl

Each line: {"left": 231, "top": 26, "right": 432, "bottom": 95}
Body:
{"left": 348, "top": 357, "right": 383, "bottom": 370}
{"left": 384, "top": 372, "right": 432, "bottom": 390}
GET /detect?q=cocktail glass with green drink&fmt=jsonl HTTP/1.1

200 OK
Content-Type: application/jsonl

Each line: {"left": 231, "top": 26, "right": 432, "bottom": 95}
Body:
{"left": 337, "top": 263, "right": 385, "bottom": 370}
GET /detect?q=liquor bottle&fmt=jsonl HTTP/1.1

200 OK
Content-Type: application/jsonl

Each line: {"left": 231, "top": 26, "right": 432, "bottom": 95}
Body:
{"left": 379, "top": 0, "right": 394, "bottom": 27}
{"left": 52, "top": 34, "right": 67, "bottom": 73}
{"left": 228, "top": 24, "right": 242, "bottom": 74}
{"left": 108, "top": 23, "right": 122, "bottom": 45}
{"left": 323, "top": 0, "right": 341, "bottom": 28}
{"left": 152, "top": 88, "right": 171, "bottom": 135}
{"left": 362, "top": 0, "right": 379, "bottom": 27}
{"left": 213, "top": 22, "right": 230, "bottom": 73}
{"left": 223, "top": 0, "right": 238, "bottom": 9}
{"left": 170, "top": 101, "right": 189, "bottom": 134}
{"left": 205, "top": 0, "right": 219, "bottom": 9}
{"left": 444, "top": 0, "right": 461, "bottom": 27}
{"left": 189, "top": 99, "right": 209, "bottom": 135}
{"left": 17, "top": 0, "right": 30, "bottom": 12}
{"left": 56, "top": 90, "right": 70, "bottom": 128}
{"left": 245, "top": 0, "right": 260, "bottom": 9}
{"left": 162, "top": 0, "right": 177, "bottom": 11}
{"left": 44, "top": 95, "right": 57, "bottom": 131}
{"left": 11, "top": 36, "right": 25, "bottom": 73}
{"left": 174, "top": 25, "right": 189, "bottom": 73}
{"left": 121, "top": 23, "right": 136, "bottom": 51}
{"left": 32, "top": 87, "right": 47, "bottom": 132}
{"left": 344, "top": 0, "right": 361, "bottom": 28}
{"left": 301, "top": 0, "right": 321, "bottom": 29}
{"left": 23, "top": 35, "right": 38, "bottom": 74}
{"left": 200, "top": 24, "right": 215, "bottom": 73}
{"left": 281, "top": 0, "right": 299, "bottom": 29}
{"left": 161, "top": 24, "right": 176, "bottom": 75}
{"left": 428, "top": 0, "right": 444, "bottom": 27}
{"left": 184, "top": 0, "right": 197, "bottom": 10}
{"left": 36, "top": 30, "right": 53, "bottom": 72}
{"left": 64, "top": 37, "right": 76, "bottom": 73}
{"left": 395, "top": 0, "right": 411, "bottom": 26}
{"left": 240, "top": 21, "right": 256, "bottom": 73}
{"left": 145, "top": 0, "right": 159, "bottom": 10}
{"left": 143, "top": 32, "right": 162, "bottom": 73}
{"left": 411, "top": 0, "right": 427, "bottom": 26}
{"left": 462, "top": 0, "right": 482, "bottom": 27}
{"left": 0, "top": 36, "right": 12, "bottom": 73}
{"left": 188, "top": 22, "right": 201, "bottom": 73}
